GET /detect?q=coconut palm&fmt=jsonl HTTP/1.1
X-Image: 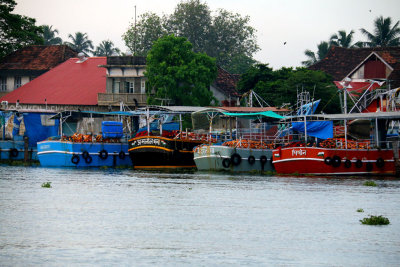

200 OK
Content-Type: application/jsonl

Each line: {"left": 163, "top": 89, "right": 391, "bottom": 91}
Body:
{"left": 93, "top": 40, "right": 120, "bottom": 56}
{"left": 329, "top": 30, "right": 363, "bottom": 48}
{"left": 360, "top": 16, "right": 400, "bottom": 47}
{"left": 302, "top": 41, "right": 330, "bottom": 67}
{"left": 41, "top": 25, "right": 63, "bottom": 45}
{"left": 65, "top": 32, "right": 94, "bottom": 55}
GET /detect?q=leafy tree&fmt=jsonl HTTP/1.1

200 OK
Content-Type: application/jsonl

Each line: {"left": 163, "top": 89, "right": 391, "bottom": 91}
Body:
{"left": 360, "top": 16, "right": 400, "bottom": 47}
{"left": 329, "top": 30, "right": 363, "bottom": 48}
{"left": 122, "top": 0, "right": 258, "bottom": 73}
{"left": 145, "top": 35, "right": 217, "bottom": 106}
{"left": 167, "top": 0, "right": 211, "bottom": 53}
{"left": 41, "top": 25, "right": 62, "bottom": 45}
{"left": 93, "top": 40, "right": 120, "bottom": 56}
{"left": 0, "top": 0, "right": 44, "bottom": 58}
{"left": 237, "top": 65, "right": 340, "bottom": 113}
{"left": 123, "top": 12, "right": 167, "bottom": 56}
{"left": 302, "top": 41, "right": 330, "bottom": 67}
{"left": 65, "top": 32, "right": 93, "bottom": 55}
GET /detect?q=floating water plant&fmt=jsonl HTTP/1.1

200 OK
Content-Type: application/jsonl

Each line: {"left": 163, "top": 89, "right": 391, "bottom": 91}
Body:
{"left": 360, "top": 215, "right": 390, "bottom": 225}
{"left": 357, "top": 208, "right": 364, "bottom": 212}
{"left": 363, "top": 181, "right": 377, "bottom": 187}
{"left": 41, "top": 182, "right": 52, "bottom": 188}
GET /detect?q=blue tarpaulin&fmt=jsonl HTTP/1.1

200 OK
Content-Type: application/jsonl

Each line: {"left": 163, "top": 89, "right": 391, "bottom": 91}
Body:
{"left": 23, "top": 113, "right": 59, "bottom": 146}
{"left": 292, "top": 120, "right": 333, "bottom": 140}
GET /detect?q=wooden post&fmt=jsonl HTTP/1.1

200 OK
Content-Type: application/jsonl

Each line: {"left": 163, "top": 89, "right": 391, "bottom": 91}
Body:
{"left": 24, "top": 136, "right": 29, "bottom": 162}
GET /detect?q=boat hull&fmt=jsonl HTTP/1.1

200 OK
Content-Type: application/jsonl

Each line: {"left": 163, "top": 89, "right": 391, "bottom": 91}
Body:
{"left": 273, "top": 146, "right": 399, "bottom": 175}
{"left": 0, "top": 140, "right": 38, "bottom": 161}
{"left": 194, "top": 145, "right": 274, "bottom": 172}
{"left": 128, "top": 136, "right": 204, "bottom": 169}
{"left": 37, "top": 140, "right": 130, "bottom": 167}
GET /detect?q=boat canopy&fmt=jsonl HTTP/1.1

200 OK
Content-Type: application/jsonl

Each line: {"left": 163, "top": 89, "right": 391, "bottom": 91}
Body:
{"left": 292, "top": 121, "right": 333, "bottom": 140}
{"left": 222, "top": 111, "right": 285, "bottom": 120}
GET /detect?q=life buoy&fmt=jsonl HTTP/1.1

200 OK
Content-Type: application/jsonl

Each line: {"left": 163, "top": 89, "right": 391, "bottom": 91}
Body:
{"left": 99, "top": 149, "right": 108, "bottom": 160}
{"left": 248, "top": 155, "right": 255, "bottom": 165}
{"left": 260, "top": 155, "right": 268, "bottom": 165}
{"left": 9, "top": 148, "right": 18, "bottom": 158}
{"left": 366, "top": 162, "right": 373, "bottom": 172}
{"left": 355, "top": 159, "right": 363, "bottom": 168}
{"left": 85, "top": 155, "right": 92, "bottom": 164}
{"left": 231, "top": 153, "right": 241, "bottom": 166}
{"left": 222, "top": 158, "right": 231, "bottom": 168}
{"left": 71, "top": 154, "right": 80, "bottom": 165}
{"left": 344, "top": 159, "right": 351, "bottom": 168}
{"left": 324, "top": 157, "right": 332, "bottom": 165}
{"left": 376, "top": 158, "right": 385, "bottom": 168}
{"left": 82, "top": 151, "right": 89, "bottom": 159}
{"left": 332, "top": 156, "right": 341, "bottom": 167}
{"left": 119, "top": 151, "right": 125, "bottom": 160}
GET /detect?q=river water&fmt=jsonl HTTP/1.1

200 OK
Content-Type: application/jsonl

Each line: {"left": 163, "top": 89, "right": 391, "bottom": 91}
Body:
{"left": 0, "top": 166, "right": 399, "bottom": 266}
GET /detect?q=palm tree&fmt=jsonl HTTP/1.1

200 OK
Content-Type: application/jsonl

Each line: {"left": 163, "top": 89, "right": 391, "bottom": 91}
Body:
{"left": 329, "top": 30, "right": 363, "bottom": 48}
{"left": 302, "top": 41, "right": 330, "bottom": 67}
{"left": 65, "top": 32, "right": 94, "bottom": 55}
{"left": 41, "top": 25, "right": 63, "bottom": 45}
{"left": 360, "top": 16, "right": 400, "bottom": 47}
{"left": 93, "top": 40, "right": 120, "bottom": 56}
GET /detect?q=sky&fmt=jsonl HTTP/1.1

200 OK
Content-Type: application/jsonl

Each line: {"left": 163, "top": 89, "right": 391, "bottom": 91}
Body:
{"left": 14, "top": 0, "right": 400, "bottom": 70}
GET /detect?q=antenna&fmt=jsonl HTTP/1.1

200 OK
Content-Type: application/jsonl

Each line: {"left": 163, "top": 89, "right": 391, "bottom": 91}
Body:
{"left": 134, "top": 5, "right": 137, "bottom": 55}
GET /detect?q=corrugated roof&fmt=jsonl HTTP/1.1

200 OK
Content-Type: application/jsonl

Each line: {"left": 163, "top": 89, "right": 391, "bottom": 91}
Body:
{"left": 0, "top": 57, "right": 107, "bottom": 105}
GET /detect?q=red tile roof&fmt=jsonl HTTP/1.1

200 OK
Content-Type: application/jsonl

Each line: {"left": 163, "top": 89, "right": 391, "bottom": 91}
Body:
{"left": 0, "top": 57, "right": 107, "bottom": 105}
{"left": 0, "top": 45, "right": 77, "bottom": 71}
{"left": 214, "top": 67, "right": 240, "bottom": 97}
{"left": 309, "top": 46, "right": 400, "bottom": 88}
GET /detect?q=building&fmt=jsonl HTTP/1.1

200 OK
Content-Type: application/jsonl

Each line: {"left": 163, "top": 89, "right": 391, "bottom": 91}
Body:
{"left": 98, "top": 56, "right": 147, "bottom": 108}
{"left": 309, "top": 46, "right": 400, "bottom": 89}
{"left": 211, "top": 67, "right": 240, "bottom": 106}
{"left": 0, "top": 56, "right": 107, "bottom": 111}
{"left": 0, "top": 45, "right": 77, "bottom": 98}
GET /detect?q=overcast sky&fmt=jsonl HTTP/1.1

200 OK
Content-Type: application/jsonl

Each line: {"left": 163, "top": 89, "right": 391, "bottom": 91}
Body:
{"left": 14, "top": 0, "right": 400, "bottom": 70}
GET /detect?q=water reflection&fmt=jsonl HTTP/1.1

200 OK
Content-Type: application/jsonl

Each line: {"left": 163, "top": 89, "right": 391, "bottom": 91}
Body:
{"left": 0, "top": 166, "right": 399, "bottom": 266}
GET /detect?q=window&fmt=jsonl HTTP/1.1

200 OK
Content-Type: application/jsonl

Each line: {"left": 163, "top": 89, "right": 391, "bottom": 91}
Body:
{"left": 125, "top": 81, "right": 134, "bottom": 93}
{"left": 112, "top": 79, "right": 120, "bottom": 93}
{"left": 141, "top": 79, "right": 146, "bottom": 94}
{"left": 14, "top": 76, "right": 21, "bottom": 89}
{"left": 0, "top": 76, "right": 6, "bottom": 91}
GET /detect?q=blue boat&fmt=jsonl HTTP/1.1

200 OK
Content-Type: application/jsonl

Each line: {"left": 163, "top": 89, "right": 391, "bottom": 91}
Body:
{"left": 1, "top": 109, "right": 59, "bottom": 161}
{"left": 37, "top": 140, "right": 130, "bottom": 167}
{"left": 37, "top": 111, "right": 134, "bottom": 167}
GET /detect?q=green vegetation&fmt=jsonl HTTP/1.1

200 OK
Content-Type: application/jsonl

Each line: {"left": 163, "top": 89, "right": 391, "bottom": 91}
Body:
{"left": 145, "top": 35, "right": 217, "bottom": 106}
{"left": 303, "top": 16, "right": 400, "bottom": 66}
{"left": 65, "top": 32, "right": 94, "bottom": 56}
{"left": 41, "top": 182, "right": 52, "bottom": 188}
{"left": 0, "top": 0, "right": 44, "bottom": 58}
{"left": 92, "top": 40, "right": 120, "bottom": 56}
{"left": 360, "top": 215, "right": 390, "bottom": 225}
{"left": 123, "top": 0, "right": 258, "bottom": 73}
{"left": 41, "top": 25, "right": 63, "bottom": 45}
{"left": 357, "top": 208, "right": 364, "bottom": 213}
{"left": 237, "top": 64, "right": 340, "bottom": 113}
{"left": 363, "top": 181, "right": 377, "bottom": 187}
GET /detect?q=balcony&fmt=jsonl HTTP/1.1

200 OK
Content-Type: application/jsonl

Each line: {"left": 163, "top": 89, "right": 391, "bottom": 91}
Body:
{"left": 97, "top": 93, "right": 147, "bottom": 107}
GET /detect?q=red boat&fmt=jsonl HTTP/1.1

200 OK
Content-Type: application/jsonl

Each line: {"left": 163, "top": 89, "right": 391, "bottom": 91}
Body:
{"left": 273, "top": 142, "right": 399, "bottom": 175}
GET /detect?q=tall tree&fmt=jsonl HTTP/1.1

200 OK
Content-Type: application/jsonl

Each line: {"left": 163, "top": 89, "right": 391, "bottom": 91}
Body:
{"left": 0, "top": 0, "right": 44, "bottom": 58}
{"left": 302, "top": 41, "right": 330, "bottom": 67}
{"left": 93, "top": 40, "right": 120, "bottom": 56}
{"left": 122, "top": 12, "right": 166, "bottom": 56}
{"left": 329, "top": 30, "right": 363, "bottom": 48}
{"left": 122, "top": 0, "right": 258, "bottom": 73}
{"left": 360, "top": 16, "right": 400, "bottom": 47}
{"left": 41, "top": 25, "right": 62, "bottom": 45}
{"left": 145, "top": 35, "right": 217, "bottom": 106}
{"left": 65, "top": 32, "right": 93, "bottom": 55}
{"left": 166, "top": 0, "right": 212, "bottom": 53}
